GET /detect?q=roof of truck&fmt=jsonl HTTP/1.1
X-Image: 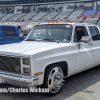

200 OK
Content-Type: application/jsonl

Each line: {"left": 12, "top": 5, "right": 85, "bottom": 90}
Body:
{"left": 35, "top": 22, "right": 97, "bottom": 26}
{"left": 0, "top": 24, "right": 17, "bottom": 27}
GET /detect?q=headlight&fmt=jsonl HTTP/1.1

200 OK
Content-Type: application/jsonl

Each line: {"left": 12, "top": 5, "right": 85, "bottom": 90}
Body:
{"left": 23, "top": 68, "right": 30, "bottom": 75}
{"left": 22, "top": 58, "right": 31, "bottom": 75}
{"left": 23, "top": 58, "right": 30, "bottom": 65}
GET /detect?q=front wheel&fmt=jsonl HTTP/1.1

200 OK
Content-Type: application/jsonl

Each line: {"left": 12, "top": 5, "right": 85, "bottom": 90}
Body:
{"left": 43, "top": 64, "right": 65, "bottom": 96}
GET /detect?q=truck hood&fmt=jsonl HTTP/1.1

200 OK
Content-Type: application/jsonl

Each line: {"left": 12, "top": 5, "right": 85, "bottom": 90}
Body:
{"left": 0, "top": 41, "right": 65, "bottom": 57}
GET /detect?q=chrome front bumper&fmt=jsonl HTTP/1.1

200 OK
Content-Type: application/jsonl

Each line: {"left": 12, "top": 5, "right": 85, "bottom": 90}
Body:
{"left": 0, "top": 74, "right": 39, "bottom": 87}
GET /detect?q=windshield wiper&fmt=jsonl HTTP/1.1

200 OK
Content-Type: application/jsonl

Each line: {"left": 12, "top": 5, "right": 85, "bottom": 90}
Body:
{"left": 25, "top": 39, "right": 36, "bottom": 41}
{"left": 26, "top": 38, "right": 56, "bottom": 42}
{"left": 43, "top": 38, "right": 55, "bottom": 41}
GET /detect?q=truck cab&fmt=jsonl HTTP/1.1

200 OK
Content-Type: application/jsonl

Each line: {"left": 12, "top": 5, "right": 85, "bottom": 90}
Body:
{"left": 0, "top": 25, "right": 24, "bottom": 45}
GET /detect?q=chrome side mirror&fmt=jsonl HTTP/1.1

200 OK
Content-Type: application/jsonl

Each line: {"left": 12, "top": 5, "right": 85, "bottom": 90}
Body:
{"left": 77, "top": 36, "right": 91, "bottom": 49}
{"left": 81, "top": 36, "right": 91, "bottom": 43}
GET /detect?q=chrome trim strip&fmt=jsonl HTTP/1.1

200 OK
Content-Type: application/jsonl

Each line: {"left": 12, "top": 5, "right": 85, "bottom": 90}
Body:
{"left": 0, "top": 54, "right": 30, "bottom": 58}
{"left": 0, "top": 71, "right": 31, "bottom": 78}
{"left": 0, "top": 74, "right": 39, "bottom": 87}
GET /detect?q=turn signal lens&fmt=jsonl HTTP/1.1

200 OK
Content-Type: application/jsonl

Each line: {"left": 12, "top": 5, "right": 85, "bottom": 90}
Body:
{"left": 70, "top": 21, "right": 73, "bottom": 23}
{"left": 56, "top": 21, "right": 59, "bottom": 23}
{"left": 48, "top": 21, "right": 50, "bottom": 23}
{"left": 23, "top": 68, "right": 30, "bottom": 75}
{"left": 37, "top": 23, "right": 40, "bottom": 24}
{"left": 34, "top": 72, "right": 43, "bottom": 76}
{"left": 52, "top": 21, "right": 55, "bottom": 23}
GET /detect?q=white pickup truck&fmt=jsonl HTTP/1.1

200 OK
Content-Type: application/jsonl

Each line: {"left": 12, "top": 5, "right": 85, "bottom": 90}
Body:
{"left": 0, "top": 22, "right": 99, "bottom": 95}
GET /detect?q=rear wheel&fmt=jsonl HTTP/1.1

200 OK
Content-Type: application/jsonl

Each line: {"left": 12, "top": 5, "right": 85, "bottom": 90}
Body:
{"left": 43, "top": 64, "right": 65, "bottom": 96}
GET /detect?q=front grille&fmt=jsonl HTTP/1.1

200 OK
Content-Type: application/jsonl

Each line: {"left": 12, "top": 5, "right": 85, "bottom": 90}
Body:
{"left": 0, "top": 56, "right": 21, "bottom": 74}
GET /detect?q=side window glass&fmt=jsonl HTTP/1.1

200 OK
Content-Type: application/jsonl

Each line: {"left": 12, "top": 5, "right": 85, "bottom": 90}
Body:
{"left": 74, "top": 26, "right": 88, "bottom": 42}
{"left": 89, "top": 26, "right": 100, "bottom": 41}
{"left": 2, "top": 26, "right": 17, "bottom": 37}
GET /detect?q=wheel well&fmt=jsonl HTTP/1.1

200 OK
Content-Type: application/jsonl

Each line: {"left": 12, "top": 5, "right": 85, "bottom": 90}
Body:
{"left": 44, "top": 61, "right": 68, "bottom": 77}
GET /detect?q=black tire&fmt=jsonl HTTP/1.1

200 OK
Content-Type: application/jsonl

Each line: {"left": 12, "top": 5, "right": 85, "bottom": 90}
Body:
{"left": 42, "top": 64, "right": 64, "bottom": 96}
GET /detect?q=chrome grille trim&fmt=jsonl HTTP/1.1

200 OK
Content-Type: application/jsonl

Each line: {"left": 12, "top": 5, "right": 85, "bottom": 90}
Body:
{"left": 0, "top": 54, "right": 30, "bottom": 58}
{"left": 0, "top": 56, "right": 21, "bottom": 74}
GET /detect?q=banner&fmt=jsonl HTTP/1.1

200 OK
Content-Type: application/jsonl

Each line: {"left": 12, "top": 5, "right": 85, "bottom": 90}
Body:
{"left": 84, "top": 2, "right": 94, "bottom": 9}
{"left": 97, "top": 1, "right": 100, "bottom": 9}
{"left": 6, "top": 6, "right": 15, "bottom": 13}
{"left": 15, "top": 1, "right": 96, "bottom": 13}
{"left": 14, "top": 6, "right": 23, "bottom": 13}
{"left": 0, "top": 7, "right": 7, "bottom": 14}
{"left": 22, "top": 6, "right": 31, "bottom": 13}
{"left": 63, "top": 3, "right": 75, "bottom": 11}
{"left": 30, "top": 3, "right": 75, "bottom": 13}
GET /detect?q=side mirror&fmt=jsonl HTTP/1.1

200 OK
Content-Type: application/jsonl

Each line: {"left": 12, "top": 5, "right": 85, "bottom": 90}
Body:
{"left": 77, "top": 36, "right": 91, "bottom": 49}
{"left": 81, "top": 36, "right": 91, "bottom": 43}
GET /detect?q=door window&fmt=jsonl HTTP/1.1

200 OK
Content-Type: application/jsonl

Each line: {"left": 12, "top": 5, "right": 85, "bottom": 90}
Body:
{"left": 2, "top": 26, "right": 17, "bottom": 37}
{"left": 89, "top": 26, "right": 100, "bottom": 41}
{"left": 74, "top": 26, "right": 88, "bottom": 42}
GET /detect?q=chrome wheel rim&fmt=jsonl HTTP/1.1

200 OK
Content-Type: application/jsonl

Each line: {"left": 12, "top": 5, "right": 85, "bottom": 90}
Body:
{"left": 48, "top": 67, "right": 65, "bottom": 93}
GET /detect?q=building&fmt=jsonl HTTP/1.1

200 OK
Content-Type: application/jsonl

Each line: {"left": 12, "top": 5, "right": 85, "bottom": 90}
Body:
{"left": 0, "top": 0, "right": 74, "bottom": 5}
{"left": 0, "top": 0, "right": 98, "bottom": 14}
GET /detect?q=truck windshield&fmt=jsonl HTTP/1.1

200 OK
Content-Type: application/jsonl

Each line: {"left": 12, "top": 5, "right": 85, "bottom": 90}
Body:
{"left": 24, "top": 24, "right": 72, "bottom": 43}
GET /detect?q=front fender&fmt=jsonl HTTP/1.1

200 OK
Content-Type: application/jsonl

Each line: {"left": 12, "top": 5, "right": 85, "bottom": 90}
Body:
{"left": 30, "top": 44, "right": 75, "bottom": 85}
{"left": 31, "top": 54, "right": 75, "bottom": 85}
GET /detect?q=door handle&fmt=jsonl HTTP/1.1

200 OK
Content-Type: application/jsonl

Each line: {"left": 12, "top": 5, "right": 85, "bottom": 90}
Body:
{"left": 0, "top": 38, "right": 3, "bottom": 40}
{"left": 14, "top": 38, "right": 19, "bottom": 39}
{"left": 88, "top": 43, "right": 92, "bottom": 45}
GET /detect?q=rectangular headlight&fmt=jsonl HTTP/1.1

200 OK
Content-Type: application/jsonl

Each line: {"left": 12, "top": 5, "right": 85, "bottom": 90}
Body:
{"left": 23, "top": 68, "right": 30, "bottom": 75}
{"left": 23, "top": 58, "right": 30, "bottom": 65}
